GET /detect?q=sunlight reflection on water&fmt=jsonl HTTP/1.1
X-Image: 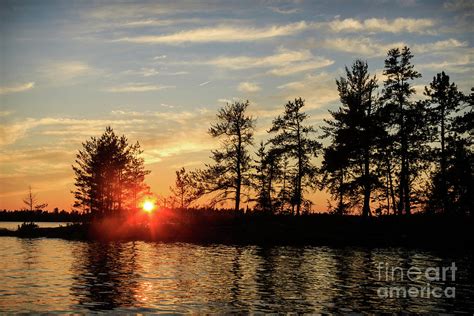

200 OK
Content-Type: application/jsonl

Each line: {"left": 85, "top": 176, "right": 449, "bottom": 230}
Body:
{"left": 0, "top": 237, "right": 473, "bottom": 313}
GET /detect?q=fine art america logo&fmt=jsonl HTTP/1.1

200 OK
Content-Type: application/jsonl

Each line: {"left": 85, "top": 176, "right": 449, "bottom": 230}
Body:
{"left": 377, "top": 262, "right": 457, "bottom": 299}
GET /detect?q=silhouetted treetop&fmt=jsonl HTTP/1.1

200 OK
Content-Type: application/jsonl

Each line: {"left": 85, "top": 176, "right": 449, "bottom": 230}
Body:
{"left": 194, "top": 101, "right": 255, "bottom": 211}
{"left": 72, "top": 126, "right": 150, "bottom": 217}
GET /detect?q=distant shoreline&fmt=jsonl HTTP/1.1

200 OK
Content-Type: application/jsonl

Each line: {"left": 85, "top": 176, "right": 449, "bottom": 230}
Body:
{"left": 1, "top": 214, "right": 472, "bottom": 249}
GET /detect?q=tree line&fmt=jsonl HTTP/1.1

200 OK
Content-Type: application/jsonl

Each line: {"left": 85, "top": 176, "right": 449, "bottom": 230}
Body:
{"left": 72, "top": 46, "right": 472, "bottom": 218}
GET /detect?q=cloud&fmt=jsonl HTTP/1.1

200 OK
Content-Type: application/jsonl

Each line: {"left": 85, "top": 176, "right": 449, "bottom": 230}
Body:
{"left": 39, "top": 61, "right": 97, "bottom": 85}
{"left": 205, "top": 48, "right": 333, "bottom": 75}
{"left": 109, "top": 109, "right": 213, "bottom": 126}
{"left": 113, "top": 21, "right": 309, "bottom": 44}
{"left": 104, "top": 83, "right": 175, "bottom": 93}
{"left": 199, "top": 81, "right": 211, "bottom": 86}
{"left": 207, "top": 48, "right": 313, "bottom": 69}
{"left": 139, "top": 68, "right": 160, "bottom": 77}
{"left": 217, "top": 98, "right": 233, "bottom": 104}
{"left": 122, "top": 67, "right": 160, "bottom": 77}
{"left": 322, "top": 37, "right": 405, "bottom": 57}
{"left": 0, "top": 108, "right": 218, "bottom": 208}
{"left": 276, "top": 72, "right": 340, "bottom": 110}
{"left": 164, "top": 71, "right": 189, "bottom": 76}
{"left": 122, "top": 18, "right": 203, "bottom": 27}
{"left": 0, "top": 82, "right": 35, "bottom": 95}
{"left": 413, "top": 38, "right": 468, "bottom": 53}
{"left": 86, "top": 2, "right": 211, "bottom": 20}
{"left": 153, "top": 55, "right": 167, "bottom": 60}
{"left": 443, "top": 0, "right": 474, "bottom": 10}
{"left": 238, "top": 82, "right": 261, "bottom": 93}
{"left": 322, "top": 37, "right": 469, "bottom": 57}
{"left": 418, "top": 55, "right": 473, "bottom": 73}
{"left": 0, "top": 116, "right": 145, "bottom": 146}
{"left": 324, "top": 17, "right": 436, "bottom": 34}
{"left": 0, "top": 111, "right": 12, "bottom": 117}
{"left": 268, "top": 58, "right": 334, "bottom": 76}
{"left": 0, "top": 118, "right": 34, "bottom": 146}
{"left": 0, "top": 108, "right": 215, "bottom": 153}
{"left": 49, "top": 61, "right": 91, "bottom": 79}
{"left": 269, "top": 6, "right": 300, "bottom": 14}
{"left": 144, "top": 142, "right": 210, "bottom": 164}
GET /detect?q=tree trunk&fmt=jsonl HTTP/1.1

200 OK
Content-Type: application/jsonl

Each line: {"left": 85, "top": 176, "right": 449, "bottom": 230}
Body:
{"left": 235, "top": 132, "right": 242, "bottom": 212}
{"left": 296, "top": 121, "right": 302, "bottom": 216}
{"left": 386, "top": 153, "right": 397, "bottom": 215}
{"left": 338, "top": 170, "right": 344, "bottom": 215}
{"left": 362, "top": 91, "right": 373, "bottom": 217}
{"left": 440, "top": 107, "right": 447, "bottom": 213}
{"left": 404, "top": 159, "right": 411, "bottom": 215}
{"left": 362, "top": 145, "right": 371, "bottom": 217}
{"left": 398, "top": 94, "right": 408, "bottom": 216}
{"left": 281, "top": 163, "right": 287, "bottom": 213}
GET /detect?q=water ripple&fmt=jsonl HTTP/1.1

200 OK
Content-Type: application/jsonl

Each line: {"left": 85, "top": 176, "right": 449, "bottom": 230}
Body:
{"left": 0, "top": 237, "right": 473, "bottom": 313}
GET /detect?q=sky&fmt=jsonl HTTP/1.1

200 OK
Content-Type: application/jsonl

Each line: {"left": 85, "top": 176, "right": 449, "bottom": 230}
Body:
{"left": 0, "top": 0, "right": 473, "bottom": 211}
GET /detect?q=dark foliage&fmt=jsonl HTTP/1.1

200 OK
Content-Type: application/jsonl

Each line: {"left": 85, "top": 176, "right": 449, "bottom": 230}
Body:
{"left": 193, "top": 101, "right": 255, "bottom": 211}
{"left": 269, "top": 98, "right": 321, "bottom": 215}
{"left": 72, "top": 126, "right": 150, "bottom": 217}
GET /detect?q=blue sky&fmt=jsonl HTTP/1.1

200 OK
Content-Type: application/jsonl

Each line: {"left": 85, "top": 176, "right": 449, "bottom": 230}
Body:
{"left": 0, "top": 0, "right": 472, "bottom": 210}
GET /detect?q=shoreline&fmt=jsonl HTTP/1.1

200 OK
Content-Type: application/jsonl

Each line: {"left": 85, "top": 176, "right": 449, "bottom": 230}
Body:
{"left": 1, "top": 214, "right": 472, "bottom": 249}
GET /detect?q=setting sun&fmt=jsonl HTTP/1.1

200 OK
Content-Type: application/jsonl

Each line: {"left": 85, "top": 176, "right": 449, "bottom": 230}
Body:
{"left": 142, "top": 200, "right": 155, "bottom": 213}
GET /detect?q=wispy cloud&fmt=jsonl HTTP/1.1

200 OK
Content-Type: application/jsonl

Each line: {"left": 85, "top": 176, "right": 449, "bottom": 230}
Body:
{"left": 104, "top": 83, "right": 175, "bottom": 93}
{"left": 413, "top": 38, "right": 468, "bottom": 53}
{"left": 113, "top": 21, "right": 309, "bottom": 44}
{"left": 0, "top": 82, "right": 35, "bottom": 95}
{"left": 268, "top": 59, "right": 334, "bottom": 76}
{"left": 48, "top": 61, "right": 91, "bottom": 79}
{"left": 443, "top": 0, "right": 474, "bottom": 10}
{"left": 217, "top": 97, "right": 241, "bottom": 104}
{"left": 153, "top": 55, "right": 167, "bottom": 60}
{"left": 269, "top": 6, "right": 300, "bottom": 14}
{"left": 122, "top": 18, "right": 203, "bottom": 27}
{"left": 205, "top": 48, "right": 333, "bottom": 75}
{"left": 0, "top": 108, "right": 214, "bottom": 150}
{"left": 86, "top": 2, "right": 212, "bottom": 20}
{"left": 122, "top": 67, "right": 160, "bottom": 77}
{"left": 217, "top": 98, "right": 233, "bottom": 104}
{"left": 323, "top": 37, "right": 405, "bottom": 57}
{"left": 418, "top": 55, "right": 472, "bottom": 73}
{"left": 164, "top": 71, "right": 189, "bottom": 76}
{"left": 0, "top": 108, "right": 216, "bottom": 205}
{"left": 0, "top": 111, "right": 13, "bottom": 117}
{"left": 207, "top": 49, "right": 313, "bottom": 69}
{"left": 323, "top": 17, "right": 436, "bottom": 34}
{"left": 277, "top": 72, "right": 340, "bottom": 110}
{"left": 238, "top": 82, "right": 261, "bottom": 93}
{"left": 322, "top": 37, "right": 468, "bottom": 57}
{"left": 199, "top": 81, "right": 211, "bottom": 86}
{"left": 38, "top": 61, "right": 98, "bottom": 85}
{"left": 111, "top": 17, "right": 438, "bottom": 45}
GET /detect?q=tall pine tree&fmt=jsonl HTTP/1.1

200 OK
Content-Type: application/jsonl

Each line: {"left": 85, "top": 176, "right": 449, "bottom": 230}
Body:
{"left": 380, "top": 46, "right": 422, "bottom": 215}
{"left": 321, "top": 60, "right": 382, "bottom": 216}
{"left": 194, "top": 101, "right": 255, "bottom": 211}
{"left": 72, "top": 126, "right": 150, "bottom": 217}
{"left": 424, "top": 72, "right": 465, "bottom": 213}
{"left": 269, "top": 98, "right": 321, "bottom": 215}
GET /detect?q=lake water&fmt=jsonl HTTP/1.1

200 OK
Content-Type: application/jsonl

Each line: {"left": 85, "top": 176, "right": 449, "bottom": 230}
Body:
{"left": 0, "top": 236, "right": 473, "bottom": 313}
